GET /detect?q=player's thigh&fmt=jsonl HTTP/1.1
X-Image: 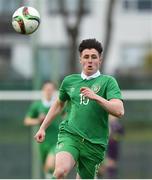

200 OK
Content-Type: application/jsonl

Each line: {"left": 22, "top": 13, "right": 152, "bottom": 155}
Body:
{"left": 44, "top": 145, "right": 56, "bottom": 165}
{"left": 39, "top": 143, "right": 50, "bottom": 164}
{"left": 78, "top": 143, "right": 105, "bottom": 179}
{"left": 78, "top": 157, "right": 102, "bottom": 179}
{"left": 55, "top": 151, "right": 76, "bottom": 171}
{"left": 44, "top": 153, "right": 55, "bottom": 171}
{"left": 56, "top": 131, "right": 79, "bottom": 162}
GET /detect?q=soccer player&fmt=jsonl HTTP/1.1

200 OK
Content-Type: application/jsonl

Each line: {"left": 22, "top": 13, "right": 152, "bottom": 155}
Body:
{"left": 34, "top": 38, "right": 124, "bottom": 179}
{"left": 98, "top": 115, "right": 124, "bottom": 179}
{"left": 24, "top": 81, "right": 61, "bottom": 178}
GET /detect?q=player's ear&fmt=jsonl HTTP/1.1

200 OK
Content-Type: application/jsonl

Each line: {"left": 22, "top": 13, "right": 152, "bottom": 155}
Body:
{"left": 79, "top": 56, "right": 82, "bottom": 64}
{"left": 99, "top": 54, "right": 103, "bottom": 65}
{"left": 79, "top": 52, "right": 82, "bottom": 64}
{"left": 100, "top": 58, "right": 102, "bottom": 65}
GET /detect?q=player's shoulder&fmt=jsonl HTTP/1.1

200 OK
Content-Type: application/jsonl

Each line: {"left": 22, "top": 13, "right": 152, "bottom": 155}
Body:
{"left": 31, "top": 100, "right": 41, "bottom": 107}
{"left": 63, "top": 74, "right": 81, "bottom": 81}
{"left": 100, "top": 74, "right": 117, "bottom": 81}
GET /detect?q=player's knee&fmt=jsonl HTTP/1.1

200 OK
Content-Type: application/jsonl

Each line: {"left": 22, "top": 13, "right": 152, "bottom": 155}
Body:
{"left": 44, "top": 162, "right": 54, "bottom": 173}
{"left": 53, "top": 167, "right": 68, "bottom": 178}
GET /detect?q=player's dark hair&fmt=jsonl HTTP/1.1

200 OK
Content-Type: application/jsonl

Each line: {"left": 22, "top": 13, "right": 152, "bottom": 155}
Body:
{"left": 79, "top": 38, "right": 103, "bottom": 55}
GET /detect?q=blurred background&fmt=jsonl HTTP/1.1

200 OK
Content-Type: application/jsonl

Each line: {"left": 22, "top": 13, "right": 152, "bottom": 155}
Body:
{"left": 0, "top": 0, "right": 152, "bottom": 178}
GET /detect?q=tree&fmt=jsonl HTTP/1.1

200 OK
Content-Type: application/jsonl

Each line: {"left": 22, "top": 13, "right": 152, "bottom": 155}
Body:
{"left": 58, "top": 0, "right": 116, "bottom": 73}
{"left": 102, "top": 0, "right": 116, "bottom": 71}
{"left": 58, "top": 0, "right": 86, "bottom": 73}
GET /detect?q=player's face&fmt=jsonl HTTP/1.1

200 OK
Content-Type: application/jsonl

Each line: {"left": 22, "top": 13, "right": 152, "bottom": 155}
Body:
{"left": 80, "top": 48, "right": 102, "bottom": 76}
{"left": 42, "top": 83, "right": 56, "bottom": 100}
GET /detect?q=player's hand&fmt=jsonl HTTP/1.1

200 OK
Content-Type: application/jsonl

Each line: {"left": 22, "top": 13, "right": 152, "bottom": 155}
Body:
{"left": 34, "top": 128, "right": 46, "bottom": 143}
{"left": 80, "top": 87, "right": 97, "bottom": 100}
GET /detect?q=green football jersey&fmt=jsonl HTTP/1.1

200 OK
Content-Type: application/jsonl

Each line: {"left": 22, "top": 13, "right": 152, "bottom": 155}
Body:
{"left": 59, "top": 74, "right": 122, "bottom": 147}
{"left": 26, "top": 100, "right": 61, "bottom": 145}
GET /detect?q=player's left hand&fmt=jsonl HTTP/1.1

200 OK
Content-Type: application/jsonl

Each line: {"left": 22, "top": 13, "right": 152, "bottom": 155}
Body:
{"left": 80, "top": 87, "right": 97, "bottom": 100}
{"left": 34, "top": 128, "right": 46, "bottom": 143}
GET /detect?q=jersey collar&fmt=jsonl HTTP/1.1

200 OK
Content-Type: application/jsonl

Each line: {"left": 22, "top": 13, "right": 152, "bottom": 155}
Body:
{"left": 81, "top": 70, "right": 101, "bottom": 80}
{"left": 42, "top": 98, "right": 54, "bottom": 107}
{"left": 42, "top": 92, "right": 58, "bottom": 107}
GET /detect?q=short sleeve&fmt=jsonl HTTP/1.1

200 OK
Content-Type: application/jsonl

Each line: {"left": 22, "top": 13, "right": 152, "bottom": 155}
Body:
{"left": 26, "top": 102, "right": 39, "bottom": 118}
{"left": 106, "top": 77, "right": 122, "bottom": 100}
{"left": 59, "top": 78, "right": 70, "bottom": 102}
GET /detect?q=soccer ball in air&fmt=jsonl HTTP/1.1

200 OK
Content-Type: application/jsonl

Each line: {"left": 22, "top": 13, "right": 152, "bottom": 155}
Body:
{"left": 12, "top": 6, "right": 40, "bottom": 35}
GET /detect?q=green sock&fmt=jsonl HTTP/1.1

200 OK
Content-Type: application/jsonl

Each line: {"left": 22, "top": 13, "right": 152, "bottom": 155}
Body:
{"left": 45, "top": 172, "right": 53, "bottom": 179}
{"left": 51, "top": 175, "right": 56, "bottom": 179}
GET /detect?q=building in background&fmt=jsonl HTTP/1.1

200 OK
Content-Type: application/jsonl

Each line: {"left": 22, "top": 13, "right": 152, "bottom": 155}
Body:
{"left": 0, "top": 0, "right": 151, "bottom": 89}
{"left": 0, "top": 0, "right": 152, "bottom": 179}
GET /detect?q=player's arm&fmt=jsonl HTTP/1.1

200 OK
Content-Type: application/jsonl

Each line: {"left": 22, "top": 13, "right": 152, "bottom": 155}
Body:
{"left": 80, "top": 87, "right": 124, "bottom": 118}
{"left": 24, "top": 117, "right": 41, "bottom": 126}
{"left": 95, "top": 97, "right": 124, "bottom": 118}
{"left": 40, "top": 98, "right": 65, "bottom": 130}
{"left": 34, "top": 98, "right": 65, "bottom": 143}
{"left": 24, "top": 102, "right": 45, "bottom": 126}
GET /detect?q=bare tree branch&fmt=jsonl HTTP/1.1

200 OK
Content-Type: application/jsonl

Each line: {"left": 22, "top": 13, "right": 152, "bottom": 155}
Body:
{"left": 102, "top": 0, "right": 116, "bottom": 71}
{"left": 58, "top": 0, "right": 85, "bottom": 73}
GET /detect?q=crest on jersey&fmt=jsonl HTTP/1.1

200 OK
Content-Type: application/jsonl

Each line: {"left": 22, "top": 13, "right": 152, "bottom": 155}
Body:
{"left": 91, "top": 84, "right": 101, "bottom": 93}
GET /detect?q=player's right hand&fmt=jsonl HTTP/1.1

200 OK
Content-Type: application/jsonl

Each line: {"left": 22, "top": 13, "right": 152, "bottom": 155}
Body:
{"left": 34, "top": 128, "right": 46, "bottom": 143}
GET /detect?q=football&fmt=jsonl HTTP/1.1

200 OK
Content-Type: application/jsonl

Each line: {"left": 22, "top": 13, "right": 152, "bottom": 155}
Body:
{"left": 12, "top": 6, "right": 40, "bottom": 35}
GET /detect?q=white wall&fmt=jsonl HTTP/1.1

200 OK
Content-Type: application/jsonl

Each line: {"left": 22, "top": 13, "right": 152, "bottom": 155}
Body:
{"left": 9, "top": 0, "right": 152, "bottom": 77}
{"left": 12, "top": 43, "right": 33, "bottom": 78}
{"left": 104, "top": 0, "right": 152, "bottom": 74}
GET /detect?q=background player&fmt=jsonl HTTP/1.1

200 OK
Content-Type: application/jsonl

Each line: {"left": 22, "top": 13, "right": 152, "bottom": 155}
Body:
{"left": 24, "top": 81, "right": 61, "bottom": 178}
{"left": 98, "top": 115, "right": 124, "bottom": 178}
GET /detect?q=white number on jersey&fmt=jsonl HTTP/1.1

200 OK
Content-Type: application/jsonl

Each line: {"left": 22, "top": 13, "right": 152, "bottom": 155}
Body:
{"left": 80, "top": 93, "right": 89, "bottom": 105}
